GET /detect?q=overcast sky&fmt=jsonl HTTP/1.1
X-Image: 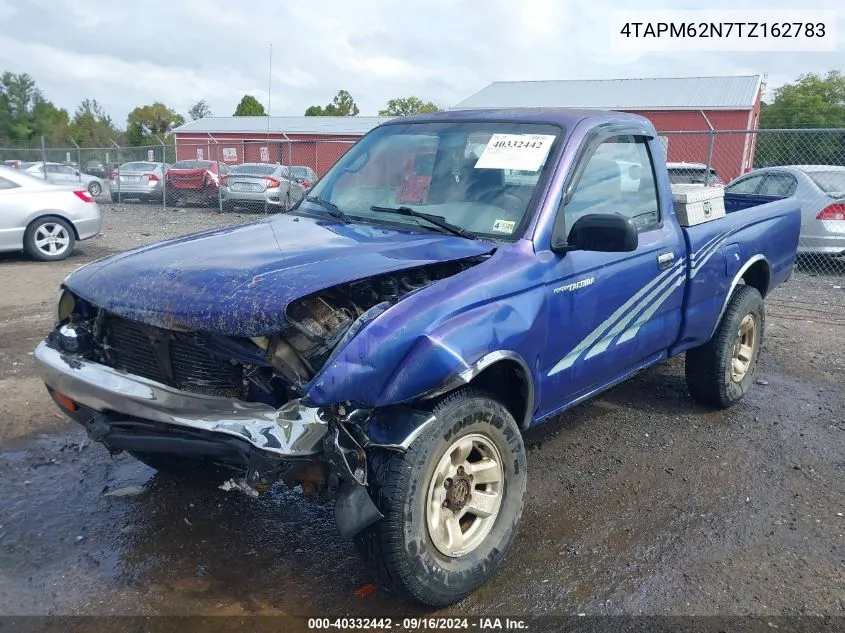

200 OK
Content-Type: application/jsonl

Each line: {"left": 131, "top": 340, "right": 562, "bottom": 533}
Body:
{"left": 0, "top": 0, "right": 842, "bottom": 127}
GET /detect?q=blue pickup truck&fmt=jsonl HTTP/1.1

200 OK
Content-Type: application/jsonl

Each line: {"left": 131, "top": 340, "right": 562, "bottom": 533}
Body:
{"left": 36, "top": 109, "right": 800, "bottom": 606}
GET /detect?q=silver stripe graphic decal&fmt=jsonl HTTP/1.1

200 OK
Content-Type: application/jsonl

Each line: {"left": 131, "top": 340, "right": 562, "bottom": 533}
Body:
{"left": 583, "top": 262, "right": 686, "bottom": 360}
{"left": 547, "top": 227, "right": 742, "bottom": 377}
{"left": 548, "top": 260, "right": 683, "bottom": 376}
{"left": 617, "top": 273, "right": 686, "bottom": 343}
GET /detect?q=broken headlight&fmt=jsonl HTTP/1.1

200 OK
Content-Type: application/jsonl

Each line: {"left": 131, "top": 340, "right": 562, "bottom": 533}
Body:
{"left": 54, "top": 288, "right": 76, "bottom": 325}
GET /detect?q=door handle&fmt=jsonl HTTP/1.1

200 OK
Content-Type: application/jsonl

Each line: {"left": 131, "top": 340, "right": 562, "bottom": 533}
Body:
{"left": 657, "top": 252, "right": 675, "bottom": 270}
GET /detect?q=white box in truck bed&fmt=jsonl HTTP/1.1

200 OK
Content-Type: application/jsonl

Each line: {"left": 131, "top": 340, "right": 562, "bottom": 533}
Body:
{"left": 671, "top": 184, "right": 726, "bottom": 227}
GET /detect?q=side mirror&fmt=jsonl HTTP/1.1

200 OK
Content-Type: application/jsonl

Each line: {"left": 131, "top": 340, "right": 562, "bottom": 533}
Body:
{"left": 552, "top": 213, "right": 638, "bottom": 254}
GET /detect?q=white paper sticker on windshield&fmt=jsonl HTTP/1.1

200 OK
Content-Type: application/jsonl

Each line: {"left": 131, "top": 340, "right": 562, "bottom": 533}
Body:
{"left": 474, "top": 134, "right": 556, "bottom": 171}
{"left": 492, "top": 219, "right": 516, "bottom": 233}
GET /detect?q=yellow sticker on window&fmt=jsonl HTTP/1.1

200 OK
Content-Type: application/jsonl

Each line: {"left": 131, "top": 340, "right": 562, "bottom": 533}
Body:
{"left": 492, "top": 219, "right": 516, "bottom": 233}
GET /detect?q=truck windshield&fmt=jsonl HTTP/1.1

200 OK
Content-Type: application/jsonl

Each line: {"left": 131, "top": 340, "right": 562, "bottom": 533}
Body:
{"left": 297, "top": 121, "right": 562, "bottom": 240}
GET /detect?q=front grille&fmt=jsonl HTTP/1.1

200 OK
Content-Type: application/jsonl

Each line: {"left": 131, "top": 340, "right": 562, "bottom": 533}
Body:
{"left": 103, "top": 316, "right": 243, "bottom": 398}
{"left": 105, "top": 318, "right": 166, "bottom": 383}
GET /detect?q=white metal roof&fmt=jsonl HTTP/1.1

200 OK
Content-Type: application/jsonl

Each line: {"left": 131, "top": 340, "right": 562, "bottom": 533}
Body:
{"left": 172, "top": 116, "right": 394, "bottom": 136}
{"left": 452, "top": 76, "right": 763, "bottom": 111}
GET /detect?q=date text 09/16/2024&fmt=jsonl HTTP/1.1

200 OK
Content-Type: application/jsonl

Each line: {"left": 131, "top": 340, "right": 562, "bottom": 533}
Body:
{"left": 307, "top": 617, "right": 527, "bottom": 630}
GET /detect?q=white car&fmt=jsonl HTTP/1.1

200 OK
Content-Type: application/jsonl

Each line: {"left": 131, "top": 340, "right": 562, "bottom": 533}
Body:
{"left": 0, "top": 165, "right": 102, "bottom": 261}
{"left": 726, "top": 165, "right": 845, "bottom": 256}
{"left": 20, "top": 161, "right": 106, "bottom": 197}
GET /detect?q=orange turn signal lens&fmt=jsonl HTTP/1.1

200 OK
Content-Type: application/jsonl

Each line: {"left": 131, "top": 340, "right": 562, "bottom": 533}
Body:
{"left": 54, "top": 391, "right": 78, "bottom": 412}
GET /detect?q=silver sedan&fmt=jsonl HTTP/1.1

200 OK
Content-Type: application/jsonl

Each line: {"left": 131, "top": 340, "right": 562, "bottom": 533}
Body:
{"left": 220, "top": 163, "right": 304, "bottom": 212}
{"left": 21, "top": 161, "right": 107, "bottom": 197}
{"left": 726, "top": 165, "right": 845, "bottom": 256}
{"left": 0, "top": 165, "right": 102, "bottom": 261}
{"left": 108, "top": 161, "right": 167, "bottom": 202}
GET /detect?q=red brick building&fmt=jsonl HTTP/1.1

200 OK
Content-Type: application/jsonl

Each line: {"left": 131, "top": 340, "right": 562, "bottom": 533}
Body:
{"left": 451, "top": 76, "right": 764, "bottom": 181}
{"left": 171, "top": 116, "right": 392, "bottom": 176}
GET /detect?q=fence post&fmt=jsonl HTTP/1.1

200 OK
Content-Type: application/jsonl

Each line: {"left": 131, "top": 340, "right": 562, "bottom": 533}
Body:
{"left": 160, "top": 139, "right": 167, "bottom": 209}
{"left": 40, "top": 136, "right": 47, "bottom": 180}
{"left": 110, "top": 139, "right": 121, "bottom": 204}
{"left": 71, "top": 140, "right": 81, "bottom": 184}
{"left": 705, "top": 130, "right": 715, "bottom": 186}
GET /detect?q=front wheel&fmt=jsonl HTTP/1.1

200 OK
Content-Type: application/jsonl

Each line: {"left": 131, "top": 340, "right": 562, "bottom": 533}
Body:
{"left": 354, "top": 387, "right": 527, "bottom": 606}
{"left": 685, "top": 285, "right": 765, "bottom": 408}
{"left": 24, "top": 216, "right": 76, "bottom": 261}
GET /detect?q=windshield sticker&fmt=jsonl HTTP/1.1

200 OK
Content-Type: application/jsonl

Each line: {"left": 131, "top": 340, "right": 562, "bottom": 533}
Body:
{"left": 492, "top": 219, "right": 516, "bottom": 233}
{"left": 474, "top": 134, "right": 556, "bottom": 171}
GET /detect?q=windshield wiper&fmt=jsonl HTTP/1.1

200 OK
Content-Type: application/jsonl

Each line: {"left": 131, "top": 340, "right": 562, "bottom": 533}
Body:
{"left": 369, "top": 206, "right": 477, "bottom": 240}
{"left": 305, "top": 195, "right": 349, "bottom": 222}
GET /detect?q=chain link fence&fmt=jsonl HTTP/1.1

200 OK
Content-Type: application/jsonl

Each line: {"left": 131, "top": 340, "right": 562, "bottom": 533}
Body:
{"left": 3, "top": 131, "right": 844, "bottom": 274}
{"left": 0, "top": 142, "right": 177, "bottom": 204}
{"left": 657, "top": 128, "right": 845, "bottom": 279}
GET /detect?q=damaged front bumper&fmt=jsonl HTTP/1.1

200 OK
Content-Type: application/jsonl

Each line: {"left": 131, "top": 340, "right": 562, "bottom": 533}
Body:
{"left": 35, "top": 341, "right": 328, "bottom": 460}
{"left": 35, "top": 339, "right": 438, "bottom": 537}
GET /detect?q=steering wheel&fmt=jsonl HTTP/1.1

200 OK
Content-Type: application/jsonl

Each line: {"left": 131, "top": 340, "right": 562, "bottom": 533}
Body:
{"left": 476, "top": 188, "right": 524, "bottom": 209}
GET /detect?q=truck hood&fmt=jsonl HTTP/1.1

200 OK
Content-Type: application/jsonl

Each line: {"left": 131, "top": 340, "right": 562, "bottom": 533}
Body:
{"left": 64, "top": 213, "right": 494, "bottom": 336}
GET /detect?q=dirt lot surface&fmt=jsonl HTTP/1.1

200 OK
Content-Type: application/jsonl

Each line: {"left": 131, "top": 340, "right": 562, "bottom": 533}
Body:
{"left": 1, "top": 203, "right": 844, "bottom": 622}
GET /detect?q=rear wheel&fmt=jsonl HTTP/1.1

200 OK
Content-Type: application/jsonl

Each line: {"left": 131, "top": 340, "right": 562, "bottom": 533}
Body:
{"left": 87, "top": 181, "right": 102, "bottom": 196}
{"left": 686, "top": 285, "right": 765, "bottom": 408}
{"left": 354, "top": 388, "right": 527, "bottom": 606}
{"left": 24, "top": 216, "right": 76, "bottom": 261}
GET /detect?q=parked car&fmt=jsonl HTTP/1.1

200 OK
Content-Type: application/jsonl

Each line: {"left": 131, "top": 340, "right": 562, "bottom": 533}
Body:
{"left": 2, "top": 159, "right": 22, "bottom": 169}
{"left": 220, "top": 163, "right": 305, "bottom": 212}
{"left": 666, "top": 162, "right": 724, "bottom": 187}
{"left": 164, "top": 159, "right": 229, "bottom": 206}
{"left": 108, "top": 161, "right": 168, "bottom": 202}
{"left": 21, "top": 161, "right": 106, "bottom": 197}
{"left": 286, "top": 165, "right": 317, "bottom": 189}
{"left": 725, "top": 165, "right": 845, "bottom": 256}
{"left": 0, "top": 165, "right": 101, "bottom": 261}
{"left": 34, "top": 109, "right": 800, "bottom": 606}
{"left": 83, "top": 160, "right": 107, "bottom": 179}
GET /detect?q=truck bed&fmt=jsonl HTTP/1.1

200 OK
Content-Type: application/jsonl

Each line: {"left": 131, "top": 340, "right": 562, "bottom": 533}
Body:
{"left": 672, "top": 196, "right": 802, "bottom": 354}
{"left": 724, "top": 192, "right": 784, "bottom": 214}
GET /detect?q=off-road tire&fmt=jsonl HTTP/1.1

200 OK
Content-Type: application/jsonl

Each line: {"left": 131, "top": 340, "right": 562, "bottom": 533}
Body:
{"left": 353, "top": 387, "right": 527, "bottom": 606}
{"left": 685, "top": 285, "right": 765, "bottom": 408}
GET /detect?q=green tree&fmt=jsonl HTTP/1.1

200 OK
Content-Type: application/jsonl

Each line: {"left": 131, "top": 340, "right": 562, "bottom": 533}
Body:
{"left": 304, "top": 90, "right": 359, "bottom": 116}
{"left": 760, "top": 70, "right": 845, "bottom": 129}
{"left": 378, "top": 96, "right": 440, "bottom": 116}
{"left": 126, "top": 102, "right": 184, "bottom": 146}
{"left": 188, "top": 99, "right": 213, "bottom": 120}
{"left": 0, "top": 71, "right": 69, "bottom": 144}
{"left": 755, "top": 71, "right": 845, "bottom": 167}
{"left": 68, "top": 99, "right": 118, "bottom": 147}
{"left": 233, "top": 95, "right": 266, "bottom": 116}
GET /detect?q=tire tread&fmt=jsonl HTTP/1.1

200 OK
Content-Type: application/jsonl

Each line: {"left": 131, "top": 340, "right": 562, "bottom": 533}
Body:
{"left": 686, "top": 285, "right": 764, "bottom": 408}
{"left": 354, "top": 387, "right": 523, "bottom": 605}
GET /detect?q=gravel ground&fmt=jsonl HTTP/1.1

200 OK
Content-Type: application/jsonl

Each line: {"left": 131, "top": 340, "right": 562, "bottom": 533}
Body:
{"left": 0, "top": 203, "right": 843, "bottom": 622}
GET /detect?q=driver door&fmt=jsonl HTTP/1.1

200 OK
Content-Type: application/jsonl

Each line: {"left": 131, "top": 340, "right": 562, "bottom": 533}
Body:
{"left": 539, "top": 133, "right": 686, "bottom": 416}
